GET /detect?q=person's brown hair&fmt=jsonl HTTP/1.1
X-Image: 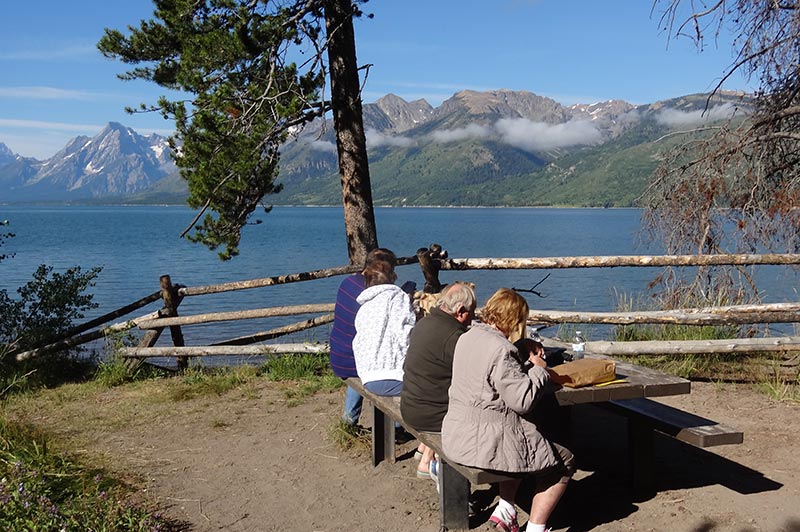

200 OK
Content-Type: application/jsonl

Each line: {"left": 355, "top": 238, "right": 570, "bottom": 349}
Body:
{"left": 363, "top": 260, "right": 397, "bottom": 288}
{"left": 364, "top": 247, "right": 397, "bottom": 269}
{"left": 481, "top": 288, "right": 528, "bottom": 341}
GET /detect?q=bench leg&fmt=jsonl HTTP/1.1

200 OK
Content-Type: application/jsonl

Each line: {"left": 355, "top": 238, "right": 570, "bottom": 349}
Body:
{"left": 439, "top": 460, "right": 470, "bottom": 531}
{"left": 370, "top": 403, "right": 396, "bottom": 466}
{"left": 628, "top": 417, "right": 656, "bottom": 498}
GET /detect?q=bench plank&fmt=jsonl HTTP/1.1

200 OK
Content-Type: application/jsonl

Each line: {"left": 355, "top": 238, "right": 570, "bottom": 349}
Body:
{"left": 601, "top": 397, "right": 743, "bottom": 496}
{"left": 606, "top": 398, "right": 744, "bottom": 447}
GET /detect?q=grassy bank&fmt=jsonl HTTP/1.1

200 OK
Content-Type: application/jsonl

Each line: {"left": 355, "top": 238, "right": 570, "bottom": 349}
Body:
{"left": 1, "top": 352, "right": 343, "bottom": 531}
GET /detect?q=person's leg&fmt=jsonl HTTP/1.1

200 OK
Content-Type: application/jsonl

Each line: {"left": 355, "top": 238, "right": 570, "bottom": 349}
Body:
{"left": 342, "top": 385, "right": 363, "bottom": 426}
{"left": 497, "top": 478, "right": 522, "bottom": 504}
{"left": 363, "top": 380, "right": 405, "bottom": 431}
{"left": 489, "top": 479, "right": 522, "bottom": 531}
{"left": 527, "top": 442, "right": 574, "bottom": 529}
{"left": 527, "top": 479, "right": 568, "bottom": 529}
{"left": 364, "top": 379, "right": 403, "bottom": 396}
{"left": 417, "top": 443, "right": 435, "bottom": 475}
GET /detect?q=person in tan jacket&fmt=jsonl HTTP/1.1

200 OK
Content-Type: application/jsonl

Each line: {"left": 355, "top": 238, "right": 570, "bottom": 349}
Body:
{"left": 441, "top": 288, "right": 574, "bottom": 532}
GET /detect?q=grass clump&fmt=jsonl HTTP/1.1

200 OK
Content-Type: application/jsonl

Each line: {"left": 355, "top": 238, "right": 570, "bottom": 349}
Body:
{"left": 166, "top": 363, "right": 260, "bottom": 401}
{"left": 93, "top": 331, "right": 168, "bottom": 389}
{"left": 610, "top": 290, "right": 800, "bottom": 391}
{"left": 756, "top": 373, "right": 800, "bottom": 403}
{"left": 261, "top": 353, "right": 343, "bottom": 406}
{"left": 613, "top": 290, "right": 741, "bottom": 344}
{"left": 0, "top": 417, "right": 174, "bottom": 531}
{"left": 327, "top": 419, "right": 370, "bottom": 452}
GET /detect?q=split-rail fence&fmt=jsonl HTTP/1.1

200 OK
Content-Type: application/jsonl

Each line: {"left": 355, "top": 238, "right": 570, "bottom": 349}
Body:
{"left": 11, "top": 247, "right": 800, "bottom": 374}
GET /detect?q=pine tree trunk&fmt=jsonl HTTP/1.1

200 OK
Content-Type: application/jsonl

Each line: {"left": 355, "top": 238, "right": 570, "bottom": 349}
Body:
{"left": 324, "top": 0, "right": 378, "bottom": 266}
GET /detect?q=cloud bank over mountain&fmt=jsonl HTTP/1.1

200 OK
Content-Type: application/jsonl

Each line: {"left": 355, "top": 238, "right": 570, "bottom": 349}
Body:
{"left": 656, "top": 103, "right": 745, "bottom": 127}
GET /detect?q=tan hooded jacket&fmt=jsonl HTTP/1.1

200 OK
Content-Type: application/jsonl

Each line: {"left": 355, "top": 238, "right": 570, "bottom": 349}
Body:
{"left": 441, "top": 322, "right": 560, "bottom": 473}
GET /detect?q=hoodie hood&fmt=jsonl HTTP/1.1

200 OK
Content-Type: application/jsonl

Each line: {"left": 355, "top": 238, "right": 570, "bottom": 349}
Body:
{"left": 357, "top": 283, "right": 404, "bottom": 305}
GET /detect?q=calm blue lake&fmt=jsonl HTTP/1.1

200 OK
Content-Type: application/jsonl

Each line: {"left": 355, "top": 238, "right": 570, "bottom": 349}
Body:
{"left": 1, "top": 205, "right": 797, "bottom": 348}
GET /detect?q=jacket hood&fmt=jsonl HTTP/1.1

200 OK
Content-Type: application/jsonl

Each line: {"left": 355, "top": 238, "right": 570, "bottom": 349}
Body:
{"left": 357, "top": 284, "right": 403, "bottom": 305}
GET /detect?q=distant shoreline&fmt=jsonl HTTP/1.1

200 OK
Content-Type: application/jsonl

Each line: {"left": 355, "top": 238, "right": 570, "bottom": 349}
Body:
{"left": 1, "top": 202, "right": 637, "bottom": 210}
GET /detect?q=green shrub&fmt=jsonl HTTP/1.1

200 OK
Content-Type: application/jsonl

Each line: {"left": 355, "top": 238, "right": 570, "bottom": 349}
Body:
{"left": 0, "top": 417, "right": 172, "bottom": 531}
{"left": 1, "top": 264, "right": 101, "bottom": 396}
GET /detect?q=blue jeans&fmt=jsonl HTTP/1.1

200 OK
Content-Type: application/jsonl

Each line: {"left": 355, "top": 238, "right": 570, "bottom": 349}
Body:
{"left": 364, "top": 379, "right": 403, "bottom": 396}
{"left": 342, "top": 385, "right": 363, "bottom": 425}
{"left": 362, "top": 380, "right": 404, "bottom": 430}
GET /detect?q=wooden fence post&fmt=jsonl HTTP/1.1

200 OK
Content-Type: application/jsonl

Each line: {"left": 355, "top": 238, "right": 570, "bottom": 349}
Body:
{"left": 160, "top": 275, "right": 187, "bottom": 370}
{"left": 417, "top": 244, "right": 446, "bottom": 293}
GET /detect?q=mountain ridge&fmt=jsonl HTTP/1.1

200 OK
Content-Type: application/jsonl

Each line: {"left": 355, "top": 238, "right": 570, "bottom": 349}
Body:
{"left": 0, "top": 89, "right": 750, "bottom": 206}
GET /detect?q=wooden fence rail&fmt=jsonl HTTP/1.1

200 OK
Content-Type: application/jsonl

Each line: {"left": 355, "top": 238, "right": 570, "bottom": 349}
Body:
{"left": 12, "top": 252, "right": 800, "bottom": 364}
{"left": 136, "top": 304, "right": 336, "bottom": 329}
{"left": 438, "top": 254, "right": 800, "bottom": 271}
{"left": 578, "top": 336, "right": 800, "bottom": 356}
{"left": 527, "top": 302, "right": 800, "bottom": 326}
{"left": 120, "top": 343, "right": 330, "bottom": 358}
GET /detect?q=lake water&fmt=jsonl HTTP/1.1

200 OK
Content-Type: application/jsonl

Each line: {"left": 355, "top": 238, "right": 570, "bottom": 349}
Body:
{"left": 1, "top": 205, "right": 797, "bottom": 350}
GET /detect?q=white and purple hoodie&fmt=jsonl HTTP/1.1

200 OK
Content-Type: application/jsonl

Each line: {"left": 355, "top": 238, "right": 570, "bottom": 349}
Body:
{"left": 352, "top": 284, "right": 416, "bottom": 384}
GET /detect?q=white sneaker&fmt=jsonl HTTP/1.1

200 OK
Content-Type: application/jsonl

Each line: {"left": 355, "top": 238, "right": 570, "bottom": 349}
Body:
{"left": 429, "top": 459, "right": 440, "bottom": 493}
{"left": 488, "top": 504, "right": 519, "bottom": 532}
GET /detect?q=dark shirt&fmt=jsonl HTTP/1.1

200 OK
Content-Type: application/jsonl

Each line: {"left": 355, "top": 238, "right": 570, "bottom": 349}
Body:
{"left": 329, "top": 273, "right": 365, "bottom": 379}
{"left": 400, "top": 307, "right": 468, "bottom": 432}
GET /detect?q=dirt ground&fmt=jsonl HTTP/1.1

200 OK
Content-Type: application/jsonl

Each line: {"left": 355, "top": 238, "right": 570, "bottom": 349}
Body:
{"left": 8, "top": 378, "right": 800, "bottom": 532}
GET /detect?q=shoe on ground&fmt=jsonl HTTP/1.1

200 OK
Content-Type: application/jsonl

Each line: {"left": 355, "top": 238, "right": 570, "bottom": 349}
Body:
{"left": 488, "top": 505, "right": 519, "bottom": 532}
{"left": 394, "top": 427, "right": 414, "bottom": 444}
{"left": 429, "top": 459, "right": 440, "bottom": 493}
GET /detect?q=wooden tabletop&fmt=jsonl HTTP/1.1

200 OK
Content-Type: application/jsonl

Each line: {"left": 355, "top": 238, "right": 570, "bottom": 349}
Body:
{"left": 553, "top": 356, "right": 691, "bottom": 406}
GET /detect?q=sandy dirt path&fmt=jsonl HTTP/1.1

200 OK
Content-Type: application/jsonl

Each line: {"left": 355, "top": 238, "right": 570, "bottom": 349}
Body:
{"left": 8, "top": 379, "right": 800, "bottom": 532}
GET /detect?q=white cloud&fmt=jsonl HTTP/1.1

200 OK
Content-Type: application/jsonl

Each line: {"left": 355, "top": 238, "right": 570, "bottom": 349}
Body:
{"left": 0, "top": 44, "right": 96, "bottom": 61}
{"left": 655, "top": 103, "right": 743, "bottom": 127}
{"left": 0, "top": 86, "right": 96, "bottom": 100}
{"left": 366, "top": 128, "right": 415, "bottom": 148}
{"left": 430, "top": 123, "right": 492, "bottom": 143}
{"left": 429, "top": 118, "right": 602, "bottom": 152}
{"left": 0, "top": 118, "right": 102, "bottom": 132}
{"left": 496, "top": 118, "right": 603, "bottom": 151}
{"left": 309, "top": 139, "right": 336, "bottom": 153}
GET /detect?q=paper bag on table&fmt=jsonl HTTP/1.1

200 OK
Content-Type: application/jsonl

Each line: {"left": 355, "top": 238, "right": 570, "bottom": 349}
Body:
{"left": 549, "top": 358, "right": 616, "bottom": 388}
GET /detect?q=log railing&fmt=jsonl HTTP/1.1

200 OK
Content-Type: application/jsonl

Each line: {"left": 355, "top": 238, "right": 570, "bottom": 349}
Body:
{"left": 11, "top": 250, "right": 800, "bottom": 365}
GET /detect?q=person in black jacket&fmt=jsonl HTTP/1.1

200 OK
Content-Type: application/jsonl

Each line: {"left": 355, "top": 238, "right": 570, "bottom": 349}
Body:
{"left": 400, "top": 281, "right": 476, "bottom": 479}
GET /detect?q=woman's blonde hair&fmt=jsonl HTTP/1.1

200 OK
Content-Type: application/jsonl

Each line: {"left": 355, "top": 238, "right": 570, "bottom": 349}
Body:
{"left": 481, "top": 288, "right": 528, "bottom": 342}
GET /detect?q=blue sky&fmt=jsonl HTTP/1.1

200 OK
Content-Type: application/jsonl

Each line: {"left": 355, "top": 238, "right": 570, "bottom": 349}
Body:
{"left": 0, "top": 1, "right": 749, "bottom": 160}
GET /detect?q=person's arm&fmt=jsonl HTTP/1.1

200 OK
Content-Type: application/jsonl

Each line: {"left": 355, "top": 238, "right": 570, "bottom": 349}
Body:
{"left": 490, "top": 345, "right": 550, "bottom": 415}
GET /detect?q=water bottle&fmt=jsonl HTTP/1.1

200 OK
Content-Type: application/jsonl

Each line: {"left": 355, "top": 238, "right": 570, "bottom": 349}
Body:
{"left": 572, "top": 330, "right": 586, "bottom": 360}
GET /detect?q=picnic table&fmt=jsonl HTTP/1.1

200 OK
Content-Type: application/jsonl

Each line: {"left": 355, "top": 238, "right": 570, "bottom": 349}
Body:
{"left": 348, "top": 354, "right": 742, "bottom": 531}
{"left": 552, "top": 356, "right": 691, "bottom": 405}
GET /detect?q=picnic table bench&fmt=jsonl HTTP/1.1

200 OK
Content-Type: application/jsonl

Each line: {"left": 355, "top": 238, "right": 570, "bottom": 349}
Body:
{"left": 600, "top": 396, "right": 743, "bottom": 494}
{"left": 346, "top": 377, "right": 511, "bottom": 531}
{"left": 346, "top": 356, "right": 744, "bottom": 530}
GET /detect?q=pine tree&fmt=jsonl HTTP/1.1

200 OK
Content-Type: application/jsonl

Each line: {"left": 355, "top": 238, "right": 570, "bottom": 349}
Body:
{"left": 98, "top": 0, "right": 378, "bottom": 263}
